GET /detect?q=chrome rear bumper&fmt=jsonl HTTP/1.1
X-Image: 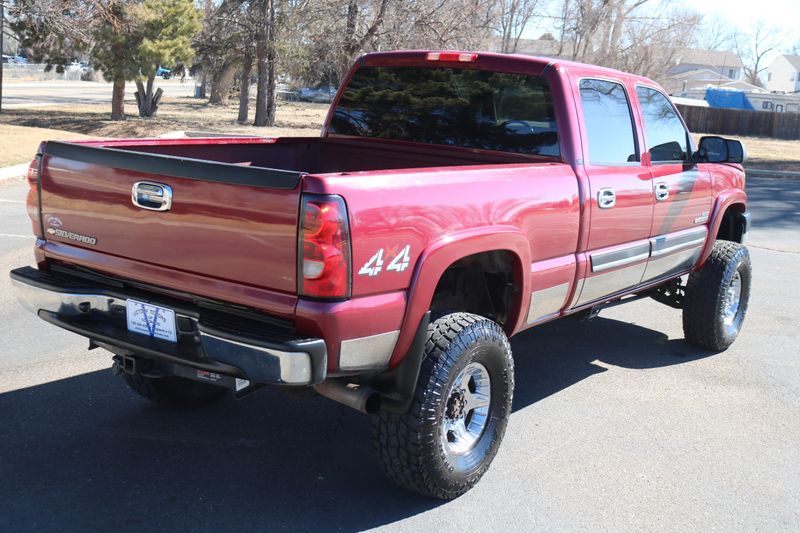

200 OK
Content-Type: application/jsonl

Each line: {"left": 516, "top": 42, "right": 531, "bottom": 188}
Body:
{"left": 10, "top": 266, "right": 326, "bottom": 386}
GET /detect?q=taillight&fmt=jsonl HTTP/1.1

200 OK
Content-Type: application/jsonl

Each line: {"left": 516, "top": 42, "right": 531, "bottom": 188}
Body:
{"left": 298, "top": 194, "right": 351, "bottom": 299}
{"left": 26, "top": 146, "right": 44, "bottom": 238}
{"left": 425, "top": 52, "right": 478, "bottom": 62}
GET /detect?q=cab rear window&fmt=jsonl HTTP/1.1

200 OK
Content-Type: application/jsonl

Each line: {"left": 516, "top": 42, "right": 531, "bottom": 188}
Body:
{"left": 329, "top": 66, "right": 560, "bottom": 157}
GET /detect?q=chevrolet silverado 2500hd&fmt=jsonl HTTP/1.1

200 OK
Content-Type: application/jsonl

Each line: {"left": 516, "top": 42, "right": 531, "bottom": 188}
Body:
{"left": 10, "top": 50, "right": 751, "bottom": 499}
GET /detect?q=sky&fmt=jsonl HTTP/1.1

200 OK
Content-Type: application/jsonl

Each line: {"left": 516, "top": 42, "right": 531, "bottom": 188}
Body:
{"left": 524, "top": 0, "right": 800, "bottom": 55}
{"left": 682, "top": 0, "right": 800, "bottom": 50}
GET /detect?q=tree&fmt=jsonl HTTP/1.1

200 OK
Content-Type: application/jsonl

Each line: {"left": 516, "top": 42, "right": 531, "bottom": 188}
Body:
{"left": 736, "top": 21, "right": 785, "bottom": 87}
{"left": 497, "top": 0, "right": 540, "bottom": 54}
{"left": 133, "top": 0, "right": 200, "bottom": 116}
{"left": 11, "top": 0, "right": 199, "bottom": 119}
{"left": 90, "top": 3, "right": 142, "bottom": 120}
{"left": 551, "top": 0, "right": 703, "bottom": 82}
{"left": 253, "top": 0, "right": 277, "bottom": 126}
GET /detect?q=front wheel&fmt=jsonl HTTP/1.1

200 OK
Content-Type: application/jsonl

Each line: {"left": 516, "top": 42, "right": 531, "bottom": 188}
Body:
{"left": 683, "top": 240, "right": 751, "bottom": 351}
{"left": 372, "top": 312, "right": 514, "bottom": 499}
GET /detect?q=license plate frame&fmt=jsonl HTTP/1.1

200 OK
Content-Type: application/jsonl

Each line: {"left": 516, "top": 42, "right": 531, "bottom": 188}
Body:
{"left": 126, "top": 299, "right": 178, "bottom": 343}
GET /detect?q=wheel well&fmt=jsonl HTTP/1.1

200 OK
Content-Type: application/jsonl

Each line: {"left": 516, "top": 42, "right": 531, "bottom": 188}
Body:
{"left": 430, "top": 251, "right": 520, "bottom": 329}
{"left": 716, "top": 203, "right": 746, "bottom": 243}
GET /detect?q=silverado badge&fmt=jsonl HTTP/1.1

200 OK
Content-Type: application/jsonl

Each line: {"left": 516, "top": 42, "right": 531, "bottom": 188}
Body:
{"left": 46, "top": 226, "right": 98, "bottom": 246}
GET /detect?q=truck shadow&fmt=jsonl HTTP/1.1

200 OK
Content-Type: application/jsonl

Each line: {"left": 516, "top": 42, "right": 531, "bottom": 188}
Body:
{"left": 510, "top": 316, "right": 716, "bottom": 412}
{"left": 0, "top": 317, "right": 714, "bottom": 532}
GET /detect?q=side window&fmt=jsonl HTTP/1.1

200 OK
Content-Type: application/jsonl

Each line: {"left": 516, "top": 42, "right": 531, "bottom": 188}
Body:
{"left": 636, "top": 86, "right": 689, "bottom": 163}
{"left": 579, "top": 79, "right": 638, "bottom": 165}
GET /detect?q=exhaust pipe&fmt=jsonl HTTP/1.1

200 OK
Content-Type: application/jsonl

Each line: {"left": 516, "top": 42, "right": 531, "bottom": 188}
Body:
{"left": 314, "top": 380, "right": 382, "bottom": 414}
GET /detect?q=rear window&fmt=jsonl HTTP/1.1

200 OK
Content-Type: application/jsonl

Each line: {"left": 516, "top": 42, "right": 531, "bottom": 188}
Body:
{"left": 329, "top": 66, "right": 560, "bottom": 157}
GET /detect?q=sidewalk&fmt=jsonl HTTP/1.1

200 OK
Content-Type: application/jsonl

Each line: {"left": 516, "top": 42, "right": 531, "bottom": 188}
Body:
{"left": 0, "top": 163, "right": 29, "bottom": 182}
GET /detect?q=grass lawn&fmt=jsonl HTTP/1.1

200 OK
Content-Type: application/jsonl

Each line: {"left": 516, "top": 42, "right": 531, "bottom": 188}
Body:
{"left": 0, "top": 96, "right": 328, "bottom": 167}
{"left": 733, "top": 136, "right": 800, "bottom": 172}
{"left": 0, "top": 125, "right": 92, "bottom": 167}
{"left": 0, "top": 97, "right": 327, "bottom": 137}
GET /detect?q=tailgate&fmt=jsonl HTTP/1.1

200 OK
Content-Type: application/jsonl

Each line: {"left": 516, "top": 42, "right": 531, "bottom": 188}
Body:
{"left": 38, "top": 141, "right": 303, "bottom": 301}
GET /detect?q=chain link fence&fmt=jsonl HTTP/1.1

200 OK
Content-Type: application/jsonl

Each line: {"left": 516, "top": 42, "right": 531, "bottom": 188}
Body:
{"left": 2, "top": 63, "right": 101, "bottom": 82}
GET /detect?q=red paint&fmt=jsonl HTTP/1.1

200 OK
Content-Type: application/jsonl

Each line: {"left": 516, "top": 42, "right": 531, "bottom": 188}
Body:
{"left": 29, "top": 50, "right": 746, "bottom": 373}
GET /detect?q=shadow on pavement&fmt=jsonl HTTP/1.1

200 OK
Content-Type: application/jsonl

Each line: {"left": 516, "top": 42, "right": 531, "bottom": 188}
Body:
{"left": 510, "top": 316, "right": 715, "bottom": 411}
{"left": 744, "top": 176, "right": 800, "bottom": 232}
{"left": 0, "top": 316, "right": 715, "bottom": 531}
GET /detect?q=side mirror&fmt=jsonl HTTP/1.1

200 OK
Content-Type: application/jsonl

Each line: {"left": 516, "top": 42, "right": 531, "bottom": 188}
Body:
{"left": 693, "top": 136, "right": 747, "bottom": 164}
{"left": 725, "top": 139, "right": 747, "bottom": 163}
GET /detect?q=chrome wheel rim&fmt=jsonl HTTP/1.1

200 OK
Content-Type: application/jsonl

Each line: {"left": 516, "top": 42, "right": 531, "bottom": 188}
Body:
{"left": 722, "top": 271, "right": 742, "bottom": 326}
{"left": 441, "top": 362, "right": 491, "bottom": 457}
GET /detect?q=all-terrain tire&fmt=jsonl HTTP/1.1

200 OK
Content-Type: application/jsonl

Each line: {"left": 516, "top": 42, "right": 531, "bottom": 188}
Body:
{"left": 372, "top": 312, "right": 514, "bottom": 499}
{"left": 683, "top": 240, "right": 751, "bottom": 351}
{"left": 123, "top": 373, "right": 228, "bottom": 408}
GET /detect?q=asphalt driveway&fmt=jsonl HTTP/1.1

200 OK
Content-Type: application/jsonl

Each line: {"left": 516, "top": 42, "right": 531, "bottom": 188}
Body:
{"left": 0, "top": 176, "right": 798, "bottom": 531}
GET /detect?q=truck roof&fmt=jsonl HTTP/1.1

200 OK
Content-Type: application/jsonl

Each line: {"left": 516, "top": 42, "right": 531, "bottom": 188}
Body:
{"left": 357, "top": 50, "right": 657, "bottom": 86}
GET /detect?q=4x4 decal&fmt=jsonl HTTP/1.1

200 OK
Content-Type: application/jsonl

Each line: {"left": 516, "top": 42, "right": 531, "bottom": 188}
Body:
{"left": 358, "top": 245, "right": 411, "bottom": 277}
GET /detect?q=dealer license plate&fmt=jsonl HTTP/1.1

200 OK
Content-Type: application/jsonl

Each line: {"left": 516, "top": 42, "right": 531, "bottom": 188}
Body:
{"left": 126, "top": 299, "right": 177, "bottom": 343}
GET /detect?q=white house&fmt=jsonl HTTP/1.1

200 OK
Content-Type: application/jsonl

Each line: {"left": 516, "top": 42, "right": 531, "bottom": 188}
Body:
{"left": 662, "top": 68, "right": 761, "bottom": 95}
{"left": 765, "top": 55, "right": 800, "bottom": 93}
{"left": 666, "top": 48, "right": 743, "bottom": 80}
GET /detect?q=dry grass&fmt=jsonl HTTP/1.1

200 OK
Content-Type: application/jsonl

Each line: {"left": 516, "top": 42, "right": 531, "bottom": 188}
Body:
{"left": 691, "top": 134, "right": 800, "bottom": 172}
{"left": 0, "top": 124, "right": 92, "bottom": 167}
{"left": 734, "top": 136, "right": 800, "bottom": 172}
{"left": 0, "top": 96, "right": 327, "bottom": 137}
{"left": 0, "top": 97, "right": 327, "bottom": 168}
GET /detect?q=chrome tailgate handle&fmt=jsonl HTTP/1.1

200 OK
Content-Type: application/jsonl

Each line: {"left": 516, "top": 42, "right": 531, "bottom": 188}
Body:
{"left": 655, "top": 182, "right": 670, "bottom": 201}
{"left": 132, "top": 181, "right": 173, "bottom": 211}
{"left": 597, "top": 187, "right": 616, "bottom": 209}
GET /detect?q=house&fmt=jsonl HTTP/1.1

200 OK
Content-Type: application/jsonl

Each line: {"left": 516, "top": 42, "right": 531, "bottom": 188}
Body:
{"left": 765, "top": 55, "right": 800, "bottom": 93}
{"left": 666, "top": 48, "right": 743, "bottom": 81}
{"left": 662, "top": 68, "right": 761, "bottom": 95}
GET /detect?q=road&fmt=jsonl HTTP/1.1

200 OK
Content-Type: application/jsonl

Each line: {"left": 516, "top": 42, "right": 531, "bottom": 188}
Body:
{"left": 0, "top": 176, "right": 798, "bottom": 531}
{"left": 0, "top": 79, "right": 196, "bottom": 108}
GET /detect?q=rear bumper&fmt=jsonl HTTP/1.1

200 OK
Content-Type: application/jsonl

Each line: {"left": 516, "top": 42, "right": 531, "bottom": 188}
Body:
{"left": 9, "top": 266, "right": 326, "bottom": 386}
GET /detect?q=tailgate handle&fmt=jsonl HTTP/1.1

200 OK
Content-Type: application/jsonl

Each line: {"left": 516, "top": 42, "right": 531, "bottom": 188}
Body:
{"left": 132, "top": 181, "right": 173, "bottom": 212}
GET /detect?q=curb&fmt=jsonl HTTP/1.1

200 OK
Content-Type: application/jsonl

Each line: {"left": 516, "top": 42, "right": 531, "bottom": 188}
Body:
{"left": 0, "top": 163, "right": 30, "bottom": 183}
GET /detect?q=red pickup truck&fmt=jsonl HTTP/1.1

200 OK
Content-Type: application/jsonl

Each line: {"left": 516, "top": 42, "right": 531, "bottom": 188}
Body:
{"left": 11, "top": 50, "right": 751, "bottom": 499}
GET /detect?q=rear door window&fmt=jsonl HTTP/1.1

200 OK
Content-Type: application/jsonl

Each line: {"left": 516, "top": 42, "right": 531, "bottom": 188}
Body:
{"left": 329, "top": 66, "right": 560, "bottom": 157}
{"left": 636, "top": 86, "right": 690, "bottom": 163}
{"left": 579, "top": 79, "right": 638, "bottom": 165}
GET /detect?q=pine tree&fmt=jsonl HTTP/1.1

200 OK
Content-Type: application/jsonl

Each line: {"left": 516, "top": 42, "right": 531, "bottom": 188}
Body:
{"left": 133, "top": 0, "right": 200, "bottom": 117}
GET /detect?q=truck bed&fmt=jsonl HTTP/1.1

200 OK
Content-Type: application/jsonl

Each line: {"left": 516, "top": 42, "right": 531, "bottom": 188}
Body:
{"left": 91, "top": 135, "right": 552, "bottom": 175}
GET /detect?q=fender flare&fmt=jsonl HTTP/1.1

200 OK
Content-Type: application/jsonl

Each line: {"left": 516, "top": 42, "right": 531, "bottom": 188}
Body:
{"left": 698, "top": 189, "right": 747, "bottom": 267}
{"left": 387, "top": 226, "right": 531, "bottom": 367}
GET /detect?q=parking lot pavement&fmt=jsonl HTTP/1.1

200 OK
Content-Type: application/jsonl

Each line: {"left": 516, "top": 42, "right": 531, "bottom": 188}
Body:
{"left": 0, "top": 177, "right": 798, "bottom": 531}
{"left": 0, "top": 79, "right": 196, "bottom": 108}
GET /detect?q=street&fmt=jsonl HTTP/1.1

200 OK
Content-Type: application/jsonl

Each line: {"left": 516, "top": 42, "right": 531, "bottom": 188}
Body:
{"left": 0, "top": 79, "right": 196, "bottom": 109}
{"left": 0, "top": 176, "right": 798, "bottom": 531}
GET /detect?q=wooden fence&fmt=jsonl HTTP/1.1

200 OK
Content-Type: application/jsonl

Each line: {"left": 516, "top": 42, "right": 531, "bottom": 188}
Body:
{"left": 676, "top": 104, "right": 800, "bottom": 140}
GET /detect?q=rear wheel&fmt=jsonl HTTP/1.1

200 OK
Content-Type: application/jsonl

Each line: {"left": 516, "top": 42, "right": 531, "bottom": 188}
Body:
{"left": 372, "top": 312, "right": 514, "bottom": 499}
{"left": 123, "top": 372, "right": 228, "bottom": 408}
{"left": 683, "top": 240, "right": 751, "bottom": 351}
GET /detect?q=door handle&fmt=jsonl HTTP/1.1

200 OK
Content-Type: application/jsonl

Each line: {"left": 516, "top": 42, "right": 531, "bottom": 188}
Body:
{"left": 597, "top": 187, "right": 616, "bottom": 209}
{"left": 132, "top": 181, "right": 173, "bottom": 211}
{"left": 655, "top": 182, "right": 670, "bottom": 201}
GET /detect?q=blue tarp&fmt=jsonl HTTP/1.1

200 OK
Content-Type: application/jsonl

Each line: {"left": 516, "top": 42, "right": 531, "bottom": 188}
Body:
{"left": 704, "top": 87, "right": 754, "bottom": 110}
